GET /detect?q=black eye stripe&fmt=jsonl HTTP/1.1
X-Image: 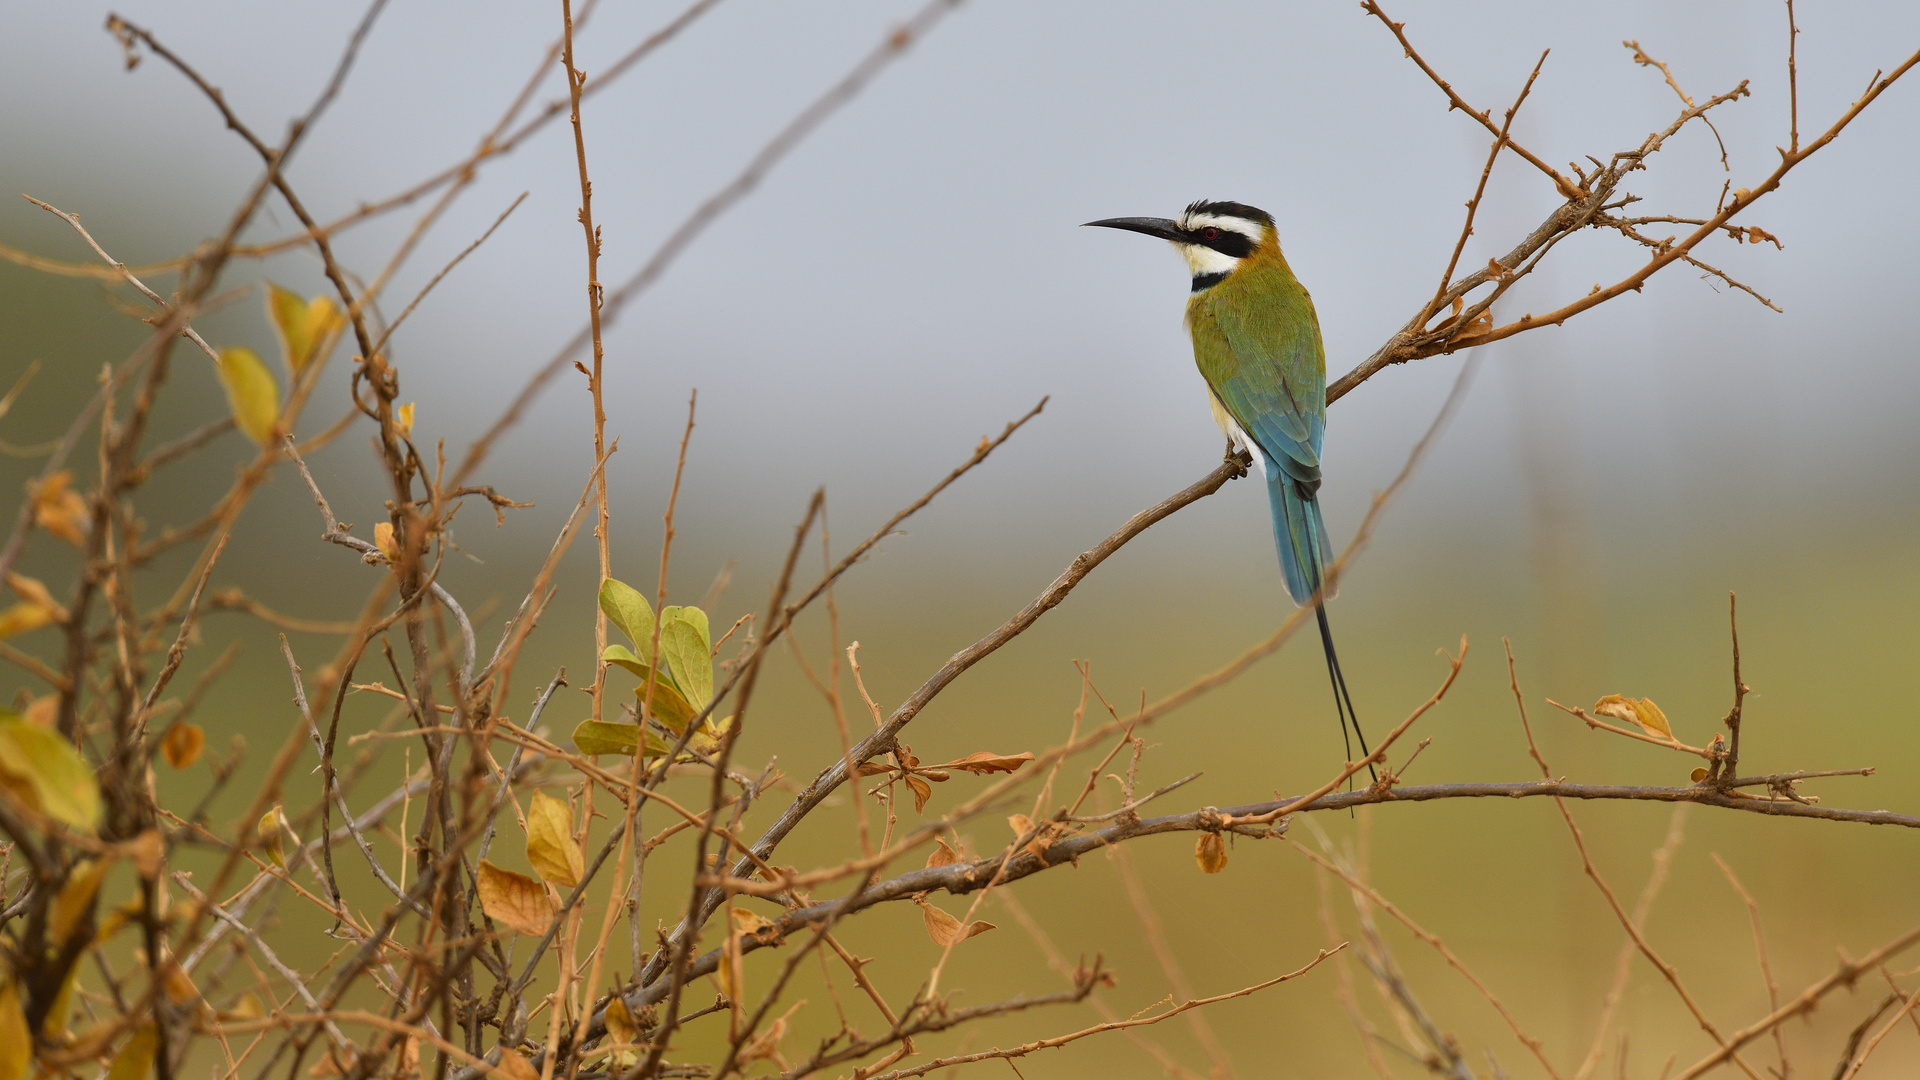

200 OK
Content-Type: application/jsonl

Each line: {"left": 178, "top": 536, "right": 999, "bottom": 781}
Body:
{"left": 1186, "top": 226, "right": 1254, "bottom": 258}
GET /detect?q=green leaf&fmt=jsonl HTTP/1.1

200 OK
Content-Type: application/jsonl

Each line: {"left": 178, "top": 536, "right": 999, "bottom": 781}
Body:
{"left": 600, "top": 644, "right": 675, "bottom": 689}
{"left": 599, "top": 646, "right": 697, "bottom": 731}
{"left": 660, "top": 607, "right": 713, "bottom": 709}
{"left": 598, "top": 579, "right": 654, "bottom": 650}
{"left": 0, "top": 713, "right": 103, "bottom": 833}
{"left": 572, "top": 720, "right": 669, "bottom": 759}
{"left": 216, "top": 346, "right": 281, "bottom": 445}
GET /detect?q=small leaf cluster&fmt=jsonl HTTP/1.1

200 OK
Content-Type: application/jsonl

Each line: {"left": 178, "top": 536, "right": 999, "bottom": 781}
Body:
{"left": 573, "top": 578, "right": 732, "bottom": 762}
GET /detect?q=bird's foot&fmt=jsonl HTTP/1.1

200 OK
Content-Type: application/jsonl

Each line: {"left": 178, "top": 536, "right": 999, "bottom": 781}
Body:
{"left": 1222, "top": 442, "right": 1252, "bottom": 479}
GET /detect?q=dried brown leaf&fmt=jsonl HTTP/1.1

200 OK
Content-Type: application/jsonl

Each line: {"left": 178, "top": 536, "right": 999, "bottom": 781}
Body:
{"left": 854, "top": 761, "right": 892, "bottom": 777}
{"left": 28, "top": 472, "right": 88, "bottom": 546}
{"left": 161, "top": 721, "right": 204, "bottom": 769}
{"left": 1594, "top": 694, "right": 1673, "bottom": 740}
{"left": 477, "top": 859, "right": 551, "bottom": 936}
{"left": 925, "top": 836, "right": 959, "bottom": 869}
{"left": 729, "top": 906, "right": 777, "bottom": 937}
{"left": 935, "top": 751, "right": 1035, "bottom": 775}
{"left": 918, "top": 898, "right": 995, "bottom": 947}
{"left": 1195, "top": 833, "right": 1228, "bottom": 874}
{"left": 906, "top": 774, "right": 933, "bottom": 814}
{"left": 496, "top": 1050, "right": 539, "bottom": 1080}
{"left": 605, "top": 995, "right": 636, "bottom": 1045}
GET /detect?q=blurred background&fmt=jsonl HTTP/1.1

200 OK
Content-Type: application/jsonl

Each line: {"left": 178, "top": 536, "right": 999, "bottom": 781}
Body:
{"left": 3, "top": 0, "right": 1918, "bottom": 1076}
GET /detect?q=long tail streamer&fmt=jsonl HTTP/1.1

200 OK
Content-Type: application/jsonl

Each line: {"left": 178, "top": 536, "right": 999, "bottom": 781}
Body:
{"left": 1315, "top": 603, "right": 1375, "bottom": 784}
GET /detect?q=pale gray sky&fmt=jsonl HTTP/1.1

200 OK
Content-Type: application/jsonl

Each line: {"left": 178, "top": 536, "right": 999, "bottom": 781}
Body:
{"left": 3, "top": 0, "right": 1917, "bottom": 650}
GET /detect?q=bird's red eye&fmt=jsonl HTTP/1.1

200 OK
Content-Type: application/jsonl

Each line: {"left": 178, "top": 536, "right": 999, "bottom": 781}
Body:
{"left": 1203, "top": 227, "right": 1220, "bottom": 240}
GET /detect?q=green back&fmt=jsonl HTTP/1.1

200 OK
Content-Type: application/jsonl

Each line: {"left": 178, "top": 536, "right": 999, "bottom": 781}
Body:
{"left": 1186, "top": 255, "right": 1327, "bottom": 483}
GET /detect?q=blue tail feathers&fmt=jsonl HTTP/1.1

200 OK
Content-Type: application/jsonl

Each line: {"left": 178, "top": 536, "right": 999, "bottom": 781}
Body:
{"left": 1260, "top": 451, "right": 1376, "bottom": 783}
{"left": 1265, "top": 463, "right": 1334, "bottom": 607}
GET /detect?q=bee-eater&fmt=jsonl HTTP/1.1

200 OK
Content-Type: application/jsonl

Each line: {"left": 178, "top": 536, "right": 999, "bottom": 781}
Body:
{"left": 1085, "top": 200, "right": 1373, "bottom": 777}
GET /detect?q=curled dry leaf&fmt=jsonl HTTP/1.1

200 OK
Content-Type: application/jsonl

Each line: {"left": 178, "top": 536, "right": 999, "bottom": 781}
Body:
{"left": 28, "top": 472, "right": 88, "bottom": 546}
{"left": 1594, "top": 694, "right": 1673, "bottom": 740}
{"left": 917, "top": 897, "right": 994, "bottom": 947}
{"left": 396, "top": 402, "right": 415, "bottom": 438}
{"left": 604, "top": 995, "right": 636, "bottom": 1045}
{"left": 1006, "top": 813, "right": 1050, "bottom": 860}
{"left": 714, "top": 929, "right": 744, "bottom": 1003}
{"left": 925, "top": 836, "right": 960, "bottom": 869}
{"left": 729, "top": 906, "right": 777, "bottom": 938}
{"left": 477, "top": 859, "right": 552, "bottom": 937}
{"left": 1195, "top": 832, "right": 1228, "bottom": 874}
{"left": 524, "top": 790, "right": 584, "bottom": 888}
{"left": 258, "top": 807, "right": 289, "bottom": 869}
{"left": 935, "top": 751, "right": 1035, "bottom": 775}
{"left": 496, "top": 1049, "right": 540, "bottom": 1080}
{"left": 161, "top": 720, "right": 204, "bottom": 769}
{"left": 1691, "top": 767, "right": 1709, "bottom": 783}
{"left": 906, "top": 774, "right": 934, "bottom": 814}
{"left": 373, "top": 522, "right": 399, "bottom": 563}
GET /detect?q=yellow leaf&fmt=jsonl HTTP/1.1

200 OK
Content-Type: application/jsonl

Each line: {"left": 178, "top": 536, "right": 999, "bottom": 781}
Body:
{"left": 1594, "top": 694, "right": 1673, "bottom": 740}
{"left": 396, "top": 402, "right": 415, "bottom": 438}
{"left": 1194, "top": 833, "right": 1228, "bottom": 874}
{"left": 0, "top": 713, "right": 104, "bottom": 832}
{"left": 105, "top": 1023, "right": 158, "bottom": 1080}
{"left": 28, "top": 471, "right": 88, "bottom": 546}
{"left": 0, "top": 980, "right": 26, "bottom": 1080}
{"left": 925, "top": 836, "right": 959, "bottom": 869}
{"left": 917, "top": 898, "right": 994, "bottom": 947}
{"left": 43, "top": 962, "right": 80, "bottom": 1039}
{"left": 7, "top": 573, "right": 67, "bottom": 621}
{"left": 1691, "top": 767, "right": 1709, "bottom": 783}
{"left": 266, "top": 284, "right": 341, "bottom": 375}
{"left": 216, "top": 346, "right": 281, "bottom": 445}
{"left": 373, "top": 522, "right": 399, "bottom": 563}
{"left": 605, "top": 995, "right": 636, "bottom": 1045}
{"left": 161, "top": 721, "right": 204, "bottom": 769}
{"left": 728, "top": 906, "right": 776, "bottom": 938}
{"left": 51, "top": 857, "right": 110, "bottom": 947}
{"left": 496, "top": 1049, "right": 539, "bottom": 1080}
{"left": 713, "top": 930, "right": 744, "bottom": 1002}
{"left": 0, "top": 602, "right": 54, "bottom": 639}
{"left": 227, "top": 993, "right": 264, "bottom": 1021}
{"left": 477, "top": 859, "right": 551, "bottom": 936}
{"left": 525, "top": 790, "right": 583, "bottom": 889}
{"left": 258, "top": 806, "right": 290, "bottom": 869}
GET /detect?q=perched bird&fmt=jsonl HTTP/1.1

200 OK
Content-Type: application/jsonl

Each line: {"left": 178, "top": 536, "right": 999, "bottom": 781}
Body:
{"left": 1085, "top": 200, "right": 1372, "bottom": 777}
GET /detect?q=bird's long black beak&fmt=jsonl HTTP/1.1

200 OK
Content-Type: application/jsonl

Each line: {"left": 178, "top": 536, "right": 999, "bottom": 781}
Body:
{"left": 1082, "top": 216, "right": 1186, "bottom": 242}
